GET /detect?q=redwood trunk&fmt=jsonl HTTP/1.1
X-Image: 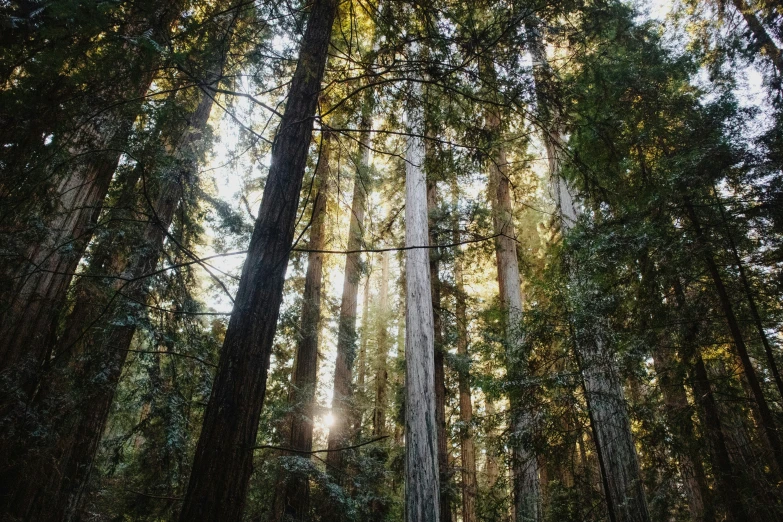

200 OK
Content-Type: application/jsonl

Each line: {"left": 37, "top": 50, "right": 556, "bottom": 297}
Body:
{"left": 404, "top": 68, "right": 440, "bottom": 522}
{"left": 325, "top": 112, "right": 369, "bottom": 472}
{"left": 684, "top": 199, "right": 783, "bottom": 474}
{"left": 373, "top": 251, "right": 390, "bottom": 436}
{"left": 178, "top": 1, "right": 338, "bottom": 518}
{"left": 487, "top": 112, "right": 540, "bottom": 522}
{"left": 0, "top": 74, "right": 219, "bottom": 521}
{"left": 0, "top": 2, "right": 181, "bottom": 395}
{"left": 281, "top": 132, "right": 331, "bottom": 519}
{"left": 453, "top": 185, "right": 477, "bottom": 522}
{"left": 428, "top": 180, "right": 452, "bottom": 522}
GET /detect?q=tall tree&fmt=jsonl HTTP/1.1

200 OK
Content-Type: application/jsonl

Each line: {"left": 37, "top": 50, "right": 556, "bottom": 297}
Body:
{"left": 404, "top": 46, "right": 441, "bottom": 522}
{"left": 280, "top": 130, "right": 332, "bottom": 519}
{"left": 178, "top": 0, "right": 339, "bottom": 517}
{"left": 0, "top": 0, "right": 186, "bottom": 396}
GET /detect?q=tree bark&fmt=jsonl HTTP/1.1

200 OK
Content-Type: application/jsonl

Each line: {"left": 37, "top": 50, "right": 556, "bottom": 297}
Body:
{"left": 0, "top": 2, "right": 183, "bottom": 398}
{"left": 486, "top": 109, "right": 540, "bottom": 522}
{"left": 178, "top": 0, "right": 338, "bottom": 518}
{"left": 404, "top": 68, "right": 441, "bottom": 522}
{"left": 650, "top": 344, "right": 713, "bottom": 522}
{"left": 684, "top": 199, "right": 783, "bottom": 474}
{"left": 325, "top": 109, "right": 369, "bottom": 474}
{"left": 373, "top": 251, "right": 390, "bottom": 436}
{"left": 0, "top": 53, "right": 223, "bottom": 518}
{"left": 452, "top": 184, "right": 478, "bottom": 522}
{"left": 527, "top": 19, "right": 649, "bottom": 522}
{"left": 428, "top": 179, "right": 453, "bottom": 522}
{"left": 281, "top": 131, "right": 331, "bottom": 520}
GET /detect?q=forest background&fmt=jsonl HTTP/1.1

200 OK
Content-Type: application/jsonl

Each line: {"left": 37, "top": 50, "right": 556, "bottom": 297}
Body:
{"left": 1, "top": 0, "right": 783, "bottom": 521}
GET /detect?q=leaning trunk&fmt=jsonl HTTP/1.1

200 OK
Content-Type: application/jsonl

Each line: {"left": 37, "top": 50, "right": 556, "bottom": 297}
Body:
{"left": 0, "top": 71, "right": 219, "bottom": 521}
{"left": 179, "top": 1, "right": 338, "bottom": 518}
{"left": 0, "top": 2, "right": 182, "bottom": 395}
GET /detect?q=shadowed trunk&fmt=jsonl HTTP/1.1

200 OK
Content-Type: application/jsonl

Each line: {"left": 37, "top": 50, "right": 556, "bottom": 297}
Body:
{"left": 428, "top": 179, "right": 453, "bottom": 522}
{"left": 684, "top": 199, "right": 783, "bottom": 475}
{"left": 281, "top": 131, "right": 331, "bottom": 520}
{"left": 178, "top": 0, "right": 338, "bottom": 518}
{"left": 326, "top": 110, "right": 370, "bottom": 474}
{"left": 731, "top": 0, "right": 783, "bottom": 75}
{"left": 0, "top": 61, "right": 221, "bottom": 520}
{"left": 373, "top": 251, "right": 390, "bottom": 436}
{"left": 0, "top": 1, "right": 183, "bottom": 398}
{"left": 452, "top": 184, "right": 477, "bottom": 522}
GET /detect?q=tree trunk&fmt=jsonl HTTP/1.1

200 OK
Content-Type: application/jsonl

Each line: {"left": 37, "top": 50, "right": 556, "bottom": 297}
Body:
{"left": 281, "top": 131, "right": 331, "bottom": 520}
{"left": 527, "top": 20, "right": 649, "bottom": 522}
{"left": 325, "top": 109, "right": 370, "bottom": 474}
{"left": 731, "top": 0, "right": 783, "bottom": 75}
{"left": 650, "top": 344, "right": 713, "bottom": 522}
{"left": 714, "top": 191, "right": 783, "bottom": 403}
{"left": 404, "top": 69, "right": 440, "bottom": 522}
{"left": 0, "top": 2, "right": 182, "bottom": 396}
{"left": 373, "top": 251, "right": 390, "bottom": 436}
{"left": 178, "top": 0, "right": 338, "bottom": 518}
{"left": 453, "top": 184, "right": 478, "bottom": 522}
{"left": 428, "top": 179, "right": 453, "bottom": 522}
{"left": 672, "top": 280, "right": 750, "bottom": 522}
{"left": 486, "top": 110, "right": 540, "bottom": 522}
{"left": 0, "top": 65, "right": 220, "bottom": 521}
{"left": 684, "top": 199, "right": 783, "bottom": 474}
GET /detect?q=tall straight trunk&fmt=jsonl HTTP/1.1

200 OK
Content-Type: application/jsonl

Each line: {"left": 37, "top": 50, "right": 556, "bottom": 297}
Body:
{"left": 684, "top": 199, "right": 783, "bottom": 474}
{"left": 179, "top": 1, "right": 338, "bottom": 518}
{"left": 325, "top": 109, "right": 370, "bottom": 472}
{"left": 281, "top": 132, "right": 331, "bottom": 520}
{"left": 650, "top": 345, "right": 713, "bottom": 522}
{"left": 373, "top": 251, "right": 390, "bottom": 436}
{"left": 486, "top": 110, "right": 540, "bottom": 522}
{"left": 672, "top": 280, "right": 750, "bottom": 521}
{"left": 714, "top": 192, "right": 783, "bottom": 402}
{"left": 0, "top": 2, "right": 182, "bottom": 395}
{"left": 358, "top": 271, "right": 371, "bottom": 389}
{"left": 428, "top": 180, "right": 453, "bottom": 522}
{"left": 0, "top": 71, "right": 221, "bottom": 522}
{"left": 731, "top": 0, "right": 783, "bottom": 75}
{"left": 404, "top": 67, "right": 441, "bottom": 522}
{"left": 527, "top": 19, "right": 649, "bottom": 522}
{"left": 452, "top": 184, "right": 478, "bottom": 522}
{"left": 484, "top": 398, "right": 501, "bottom": 489}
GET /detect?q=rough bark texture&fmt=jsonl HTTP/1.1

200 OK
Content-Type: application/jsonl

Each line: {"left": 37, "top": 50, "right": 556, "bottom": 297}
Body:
{"left": 281, "top": 132, "right": 331, "bottom": 519}
{"left": 404, "top": 73, "right": 441, "bottom": 522}
{"left": 651, "top": 345, "right": 712, "bottom": 522}
{"left": 486, "top": 111, "right": 540, "bottom": 522}
{"left": 373, "top": 251, "right": 390, "bottom": 436}
{"left": 0, "top": 70, "right": 219, "bottom": 521}
{"left": 528, "top": 19, "right": 649, "bottom": 522}
{"left": 0, "top": 2, "right": 181, "bottom": 397}
{"left": 453, "top": 185, "right": 478, "bottom": 522}
{"left": 428, "top": 180, "right": 453, "bottom": 522}
{"left": 325, "top": 112, "right": 369, "bottom": 473}
{"left": 684, "top": 200, "right": 783, "bottom": 474}
{"left": 672, "top": 281, "right": 749, "bottom": 521}
{"left": 178, "top": 1, "right": 338, "bottom": 518}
